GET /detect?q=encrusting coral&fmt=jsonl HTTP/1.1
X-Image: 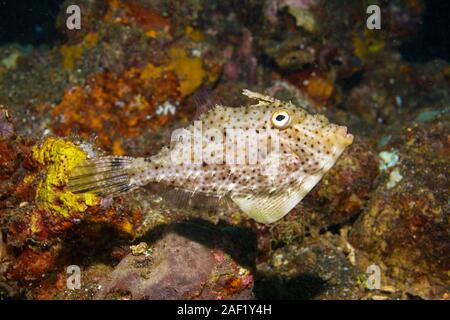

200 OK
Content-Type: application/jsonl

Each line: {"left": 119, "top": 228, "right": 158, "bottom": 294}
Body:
{"left": 31, "top": 137, "right": 100, "bottom": 218}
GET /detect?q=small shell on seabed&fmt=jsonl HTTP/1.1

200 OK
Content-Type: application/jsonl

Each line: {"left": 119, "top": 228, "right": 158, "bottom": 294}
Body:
{"left": 130, "top": 242, "right": 152, "bottom": 256}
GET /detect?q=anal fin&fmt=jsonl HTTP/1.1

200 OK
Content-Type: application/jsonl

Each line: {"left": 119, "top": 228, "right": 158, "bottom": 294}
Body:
{"left": 231, "top": 173, "right": 324, "bottom": 224}
{"left": 154, "top": 184, "right": 232, "bottom": 213}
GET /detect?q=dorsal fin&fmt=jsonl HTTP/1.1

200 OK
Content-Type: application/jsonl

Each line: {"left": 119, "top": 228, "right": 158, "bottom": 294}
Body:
{"left": 242, "top": 89, "right": 294, "bottom": 108}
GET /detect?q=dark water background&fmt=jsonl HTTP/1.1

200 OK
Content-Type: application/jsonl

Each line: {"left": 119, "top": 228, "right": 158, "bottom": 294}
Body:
{"left": 0, "top": 0, "right": 448, "bottom": 62}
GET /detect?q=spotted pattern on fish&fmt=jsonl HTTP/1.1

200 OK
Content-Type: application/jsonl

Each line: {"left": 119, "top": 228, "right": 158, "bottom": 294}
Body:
{"left": 68, "top": 90, "right": 353, "bottom": 224}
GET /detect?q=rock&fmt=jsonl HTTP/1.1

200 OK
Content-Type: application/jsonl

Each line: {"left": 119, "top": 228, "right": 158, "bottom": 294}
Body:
{"left": 350, "top": 112, "right": 450, "bottom": 299}
{"left": 305, "top": 137, "right": 379, "bottom": 226}
{"left": 0, "top": 107, "right": 14, "bottom": 139}
{"left": 255, "top": 233, "right": 364, "bottom": 300}
{"left": 346, "top": 58, "right": 450, "bottom": 129}
{"left": 96, "top": 221, "right": 256, "bottom": 300}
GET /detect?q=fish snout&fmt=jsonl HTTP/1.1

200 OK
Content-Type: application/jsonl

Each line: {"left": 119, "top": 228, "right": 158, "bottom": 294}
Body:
{"left": 335, "top": 126, "right": 354, "bottom": 147}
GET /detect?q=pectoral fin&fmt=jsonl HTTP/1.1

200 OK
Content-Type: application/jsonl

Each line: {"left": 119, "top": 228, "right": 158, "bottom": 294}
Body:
{"left": 231, "top": 173, "right": 324, "bottom": 224}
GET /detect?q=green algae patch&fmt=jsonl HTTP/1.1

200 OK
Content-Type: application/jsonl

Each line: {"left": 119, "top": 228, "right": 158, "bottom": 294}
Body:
{"left": 32, "top": 137, "right": 100, "bottom": 218}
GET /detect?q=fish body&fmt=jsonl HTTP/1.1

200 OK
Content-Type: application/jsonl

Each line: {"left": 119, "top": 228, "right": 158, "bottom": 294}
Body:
{"left": 68, "top": 90, "right": 353, "bottom": 224}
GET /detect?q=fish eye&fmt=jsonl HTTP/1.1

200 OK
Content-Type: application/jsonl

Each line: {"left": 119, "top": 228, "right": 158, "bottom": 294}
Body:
{"left": 271, "top": 110, "right": 291, "bottom": 129}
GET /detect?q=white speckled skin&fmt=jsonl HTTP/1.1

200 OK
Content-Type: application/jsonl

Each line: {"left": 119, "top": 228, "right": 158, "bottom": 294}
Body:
{"left": 69, "top": 90, "right": 353, "bottom": 223}
{"left": 133, "top": 90, "right": 353, "bottom": 197}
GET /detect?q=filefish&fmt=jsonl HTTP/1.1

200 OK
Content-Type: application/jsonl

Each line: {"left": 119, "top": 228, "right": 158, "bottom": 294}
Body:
{"left": 67, "top": 90, "right": 353, "bottom": 224}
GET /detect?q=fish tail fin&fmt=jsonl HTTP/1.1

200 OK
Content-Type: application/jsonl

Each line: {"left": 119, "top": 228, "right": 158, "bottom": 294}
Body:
{"left": 67, "top": 156, "right": 145, "bottom": 197}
